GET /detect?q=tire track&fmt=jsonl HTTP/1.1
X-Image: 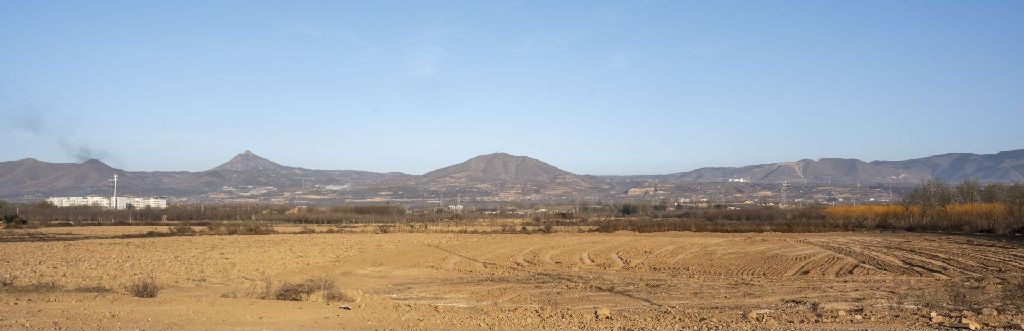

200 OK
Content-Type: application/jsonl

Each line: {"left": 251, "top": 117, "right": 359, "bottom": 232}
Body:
{"left": 794, "top": 239, "right": 923, "bottom": 277}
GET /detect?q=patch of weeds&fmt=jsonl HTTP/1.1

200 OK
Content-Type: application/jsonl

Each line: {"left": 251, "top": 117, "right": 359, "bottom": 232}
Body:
{"left": 264, "top": 277, "right": 347, "bottom": 303}
{"left": 244, "top": 278, "right": 274, "bottom": 299}
{"left": 0, "top": 276, "right": 113, "bottom": 294}
{"left": 271, "top": 283, "right": 308, "bottom": 301}
{"left": 69, "top": 285, "right": 114, "bottom": 293}
{"left": 126, "top": 279, "right": 161, "bottom": 298}
{"left": 20, "top": 282, "right": 62, "bottom": 292}
{"left": 324, "top": 291, "right": 354, "bottom": 303}
{"left": 168, "top": 225, "right": 198, "bottom": 235}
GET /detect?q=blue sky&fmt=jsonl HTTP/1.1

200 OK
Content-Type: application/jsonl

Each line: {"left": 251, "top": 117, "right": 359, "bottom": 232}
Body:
{"left": 1, "top": 0, "right": 1022, "bottom": 175}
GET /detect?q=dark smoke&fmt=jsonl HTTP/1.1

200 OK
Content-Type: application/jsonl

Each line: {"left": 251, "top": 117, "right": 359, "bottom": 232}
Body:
{"left": 59, "top": 140, "right": 111, "bottom": 162}
{"left": 4, "top": 105, "right": 115, "bottom": 163}
{"left": 3, "top": 108, "right": 46, "bottom": 134}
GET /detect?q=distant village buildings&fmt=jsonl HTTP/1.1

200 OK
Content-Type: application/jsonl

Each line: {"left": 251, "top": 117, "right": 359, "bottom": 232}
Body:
{"left": 46, "top": 196, "right": 168, "bottom": 209}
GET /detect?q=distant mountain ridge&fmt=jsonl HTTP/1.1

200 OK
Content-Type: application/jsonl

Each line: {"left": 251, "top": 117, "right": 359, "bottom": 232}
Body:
{"left": 666, "top": 158, "right": 899, "bottom": 184}
{"left": 870, "top": 150, "right": 1024, "bottom": 183}
{"left": 660, "top": 150, "right": 1024, "bottom": 184}
{"left": 424, "top": 153, "right": 574, "bottom": 183}
{"left": 0, "top": 149, "right": 1021, "bottom": 199}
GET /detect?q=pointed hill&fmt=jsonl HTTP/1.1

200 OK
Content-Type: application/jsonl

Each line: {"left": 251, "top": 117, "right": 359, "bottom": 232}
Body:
{"left": 182, "top": 150, "right": 406, "bottom": 189}
{"left": 213, "top": 150, "right": 288, "bottom": 172}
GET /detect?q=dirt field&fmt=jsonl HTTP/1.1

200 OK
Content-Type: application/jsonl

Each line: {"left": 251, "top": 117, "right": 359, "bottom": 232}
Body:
{"left": 2, "top": 228, "right": 1023, "bottom": 330}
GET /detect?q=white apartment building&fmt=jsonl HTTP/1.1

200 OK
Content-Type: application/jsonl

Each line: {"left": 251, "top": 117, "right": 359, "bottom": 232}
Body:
{"left": 46, "top": 196, "right": 168, "bottom": 209}
{"left": 46, "top": 196, "right": 111, "bottom": 208}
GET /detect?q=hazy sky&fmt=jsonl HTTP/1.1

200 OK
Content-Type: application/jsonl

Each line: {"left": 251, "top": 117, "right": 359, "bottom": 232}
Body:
{"left": 1, "top": 1, "right": 1022, "bottom": 175}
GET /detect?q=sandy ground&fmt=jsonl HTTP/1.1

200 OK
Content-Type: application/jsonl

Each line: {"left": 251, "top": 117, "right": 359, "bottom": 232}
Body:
{"left": 2, "top": 228, "right": 1023, "bottom": 330}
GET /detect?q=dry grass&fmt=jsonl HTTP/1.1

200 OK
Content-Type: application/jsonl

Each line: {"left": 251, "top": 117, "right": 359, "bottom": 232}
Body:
{"left": 243, "top": 277, "right": 351, "bottom": 303}
{"left": 0, "top": 281, "right": 62, "bottom": 293}
{"left": 323, "top": 290, "right": 354, "bottom": 303}
{"left": 204, "top": 222, "right": 276, "bottom": 235}
{"left": 126, "top": 279, "right": 160, "bottom": 298}
{"left": 68, "top": 285, "right": 115, "bottom": 293}
{"left": 1, "top": 275, "right": 112, "bottom": 294}
{"left": 271, "top": 277, "right": 336, "bottom": 301}
{"left": 168, "top": 225, "right": 198, "bottom": 235}
{"left": 824, "top": 205, "right": 914, "bottom": 221}
{"left": 824, "top": 203, "right": 1021, "bottom": 234}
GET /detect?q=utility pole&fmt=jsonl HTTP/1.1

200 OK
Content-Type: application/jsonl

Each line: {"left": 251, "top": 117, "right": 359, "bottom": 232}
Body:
{"left": 781, "top": 181, "right": 787, "bottom": 206}
{"left": 575, "top": 193, "right": 581, "bottom": 216}
{"left": 109, "top": 174, "right": 118, "bottom": 210}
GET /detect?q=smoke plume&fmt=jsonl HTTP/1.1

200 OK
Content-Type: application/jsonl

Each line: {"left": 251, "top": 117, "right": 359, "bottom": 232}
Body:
{"left": 3, "top": 105, "right": 115, "bottom": 163}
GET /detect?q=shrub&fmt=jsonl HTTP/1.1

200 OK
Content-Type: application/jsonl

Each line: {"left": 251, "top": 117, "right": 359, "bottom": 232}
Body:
{"left": 266, "top": 277, "right": 345, "bottom": 302}
{"left": 620, "top": 204, "right": 640, "bottom": 216}
{"left": 126, "top": 279, "right": 160, "bottom": 298}
{"left": 272, "top": 282, "right": 308, "bottom": 301}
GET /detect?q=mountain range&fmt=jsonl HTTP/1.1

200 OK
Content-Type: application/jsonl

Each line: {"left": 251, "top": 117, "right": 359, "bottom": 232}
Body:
{"left": 1, "top": 149, "right": 1021, "bottom": 200}
{"left": 661, "top": 150, "right": 1024, "bottom": 185}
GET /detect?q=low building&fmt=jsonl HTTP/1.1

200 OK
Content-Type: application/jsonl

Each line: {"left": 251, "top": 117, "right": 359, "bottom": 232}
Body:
{"left": 46, "top": 196, "right": 168, "bottom": 209}
{"left": 125, "top": 197, "right": 168, "bottom": 209}
{"left": 46, "top": 196, "right": 110, "bottom": 208}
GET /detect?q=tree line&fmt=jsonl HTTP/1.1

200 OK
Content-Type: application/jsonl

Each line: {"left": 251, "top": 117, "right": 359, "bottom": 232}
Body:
{"left": 830, "top": 179, "right": 1024, "bottom": 234}
{"left": 597, "top": 180, "right": 1024, "bottom": 234}
{"left": 3, "top": 179, "right": 1023, "bottom": 235}
{"left": 0, "top": 201, "right": 410, "bottom": 226}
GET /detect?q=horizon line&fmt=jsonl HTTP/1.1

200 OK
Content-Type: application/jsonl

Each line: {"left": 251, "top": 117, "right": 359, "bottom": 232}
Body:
{"left": 5, "top": 148, "right": 1022, "bottom": 177}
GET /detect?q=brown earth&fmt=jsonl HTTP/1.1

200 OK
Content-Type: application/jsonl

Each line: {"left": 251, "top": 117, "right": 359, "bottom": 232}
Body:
{"left": 2, "top": 228, "right": 1023, "bottom": 330}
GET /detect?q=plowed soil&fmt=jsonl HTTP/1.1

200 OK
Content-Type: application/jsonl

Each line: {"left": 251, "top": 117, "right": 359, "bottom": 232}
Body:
{"left": 2, "top": 229, "right": 1023, "bottom": 330}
